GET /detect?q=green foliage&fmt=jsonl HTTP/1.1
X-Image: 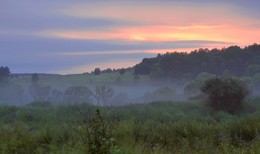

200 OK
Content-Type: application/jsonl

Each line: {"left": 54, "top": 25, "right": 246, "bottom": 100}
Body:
{"left": 0, "top": 99, "right": 259, "bottom": 153}
{"left": 154, "top": 87, "right": 175, "bottom": 95}
{"left": 85, "top": 109, "right": 119, "bottom": 154}
{"left": 228, "top": 117, "right": 260, "bottom": 146}
{"left": 150, "top": 66, "right": 165, "bottom": 79}
{"left": 201, "top": 78, "right": 249, "bottom": 114}
{"left": 134, "top": 58, "right": 156, "bottom": 75}
{"left": 26, "top": 101, "right": 52, "bottom": 108}
{"left": 134, "top": 44, "right": 260, "bottom": 79}
{"left": 0, "top": 105, "right": 17, "bottom": 123}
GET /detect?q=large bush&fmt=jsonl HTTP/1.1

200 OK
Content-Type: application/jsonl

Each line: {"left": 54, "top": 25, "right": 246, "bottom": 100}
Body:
{"left": 201, "top": 78, "right": 249, "bottom": 114}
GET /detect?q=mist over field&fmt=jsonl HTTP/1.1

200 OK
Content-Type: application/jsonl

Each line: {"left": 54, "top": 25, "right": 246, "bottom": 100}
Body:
{"left": 1, "top": 44, "right": 260, "bottom": 106}
{"left": 0, "top": 73, "right": 184, "bottom": 106}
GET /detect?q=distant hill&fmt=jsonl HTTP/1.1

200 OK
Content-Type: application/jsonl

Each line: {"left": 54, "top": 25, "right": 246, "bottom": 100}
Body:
{"left": 134, "top": 43, "right": 260, "bottom": 79}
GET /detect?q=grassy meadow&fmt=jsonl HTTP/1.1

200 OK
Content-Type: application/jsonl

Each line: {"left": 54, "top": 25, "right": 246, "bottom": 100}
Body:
{"left": 0, "top": 98, "right": 259, "bottom": 154}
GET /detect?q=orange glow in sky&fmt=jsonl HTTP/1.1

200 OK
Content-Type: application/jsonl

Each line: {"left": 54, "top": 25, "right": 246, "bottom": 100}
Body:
{"left": 2, "top": 1, "right": 259, "bottom": 73}
{"left": 35, "top": 1, "right": 260, "bottom": 53}
{"left": 37, "top": 23, "right": 259, "bottom": 51}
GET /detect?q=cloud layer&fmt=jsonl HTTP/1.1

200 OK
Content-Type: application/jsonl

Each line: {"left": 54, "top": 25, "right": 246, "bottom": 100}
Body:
{"left": 0, "top": 0, "right": 259, "bottom": 74}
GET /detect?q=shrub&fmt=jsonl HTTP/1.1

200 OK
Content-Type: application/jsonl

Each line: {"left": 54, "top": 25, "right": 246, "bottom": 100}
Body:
{"left": 85, "top": 109, "right": 118, "bottom": 154}
{"left": 201, "top": 78, "right": 249, "bottom": 114}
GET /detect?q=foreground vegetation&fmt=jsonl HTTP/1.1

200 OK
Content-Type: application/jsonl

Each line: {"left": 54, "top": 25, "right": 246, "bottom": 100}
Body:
{"left": 0, "top": 99, "right": 259, "bottom": 154}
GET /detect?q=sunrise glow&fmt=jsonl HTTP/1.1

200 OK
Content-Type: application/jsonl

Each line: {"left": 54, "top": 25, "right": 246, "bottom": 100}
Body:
{"left": 1, "top": 0, "right": 259, "bottom": 73}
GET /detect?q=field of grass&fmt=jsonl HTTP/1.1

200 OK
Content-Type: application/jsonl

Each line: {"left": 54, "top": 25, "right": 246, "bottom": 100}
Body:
{"left": 0, "top": 98, "right": 259, "bottom": 154}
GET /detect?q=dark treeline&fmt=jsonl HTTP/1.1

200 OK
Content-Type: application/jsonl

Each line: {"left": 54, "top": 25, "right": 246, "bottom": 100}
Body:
{"left": 0, "top": 66, "right": 10, "bottom": 84}
{"left": 134, "top": 44, "right": 260, "bottom": 79}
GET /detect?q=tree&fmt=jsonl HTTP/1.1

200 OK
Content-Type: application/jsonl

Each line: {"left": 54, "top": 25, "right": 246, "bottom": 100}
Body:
{"left": 150, "top": 66, "right": 165, "bottom": 79}
{"left": 102, "top": 68, "right": 113, "bottom": 73}
{"left": 133, "top": 44, "right": 260, "bottom": 78}
{"left": 94, "top": 85, "right": 114, "bottom": 105}
{"left": 31, "top": 73, "right": 39, "bottom": 85}
{"left": 29, "top": 73, "right": 45, "bottom": 101}
{"left": 94, "top": 68, "right": 101, "bottom": 75}
{"left": 0, "top": 66, "right": 10, "bottom": 84}
{"left": 201, "top": 78, "right": 249, "bottom": 114}
{"left": 134, "top": 58, "right": 157, "bottom": 75}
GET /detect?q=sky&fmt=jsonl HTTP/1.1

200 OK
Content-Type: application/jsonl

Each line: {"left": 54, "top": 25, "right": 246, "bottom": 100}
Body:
{"left": 1, "top": 0, "right": 260, "bottom": 74}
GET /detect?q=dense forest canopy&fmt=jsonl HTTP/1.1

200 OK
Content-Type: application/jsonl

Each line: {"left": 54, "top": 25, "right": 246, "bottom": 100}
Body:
{"left": 134, "top": 44, "right": 260, "bottom": 79}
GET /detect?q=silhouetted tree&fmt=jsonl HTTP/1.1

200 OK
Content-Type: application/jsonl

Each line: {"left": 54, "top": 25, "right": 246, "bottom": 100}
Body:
{"left": 94, "top": 68, "right": 101, "bottom": 75}
{"left": 31, "top": 73, "right": 39, "bottom": 85}
{"left": 0, "top": 66, "right": 10, "bottom": 84}
{"left": 201, "top": 78, "right": 249, "bottom": 114}
{"left": 102, "top": 68, "right": 113, "bottom": 73}
{"left": 134, "top": 58, "right": 157, "bottom": 75}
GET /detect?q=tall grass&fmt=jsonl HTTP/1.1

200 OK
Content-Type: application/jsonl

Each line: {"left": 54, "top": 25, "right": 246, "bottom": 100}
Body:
{"left": 0, "top": 99, "right": 259, "bottom": 153}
